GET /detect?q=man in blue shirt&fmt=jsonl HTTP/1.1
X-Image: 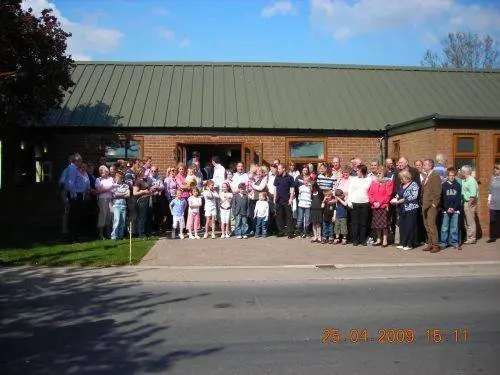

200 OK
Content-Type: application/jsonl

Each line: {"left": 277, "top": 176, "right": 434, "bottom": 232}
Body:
{"left": 64, "top": 153, "right": 86, "bottom": 242}
{"left": 273, "top": 164, "right": 295, "bottom": 238}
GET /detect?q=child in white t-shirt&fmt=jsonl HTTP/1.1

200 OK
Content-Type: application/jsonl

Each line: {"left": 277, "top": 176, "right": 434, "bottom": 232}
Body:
{"left": 187, "top": 188, "right": 202, "bottom": 239}
{"left": 254, "top": 192, "right": 269, "bottom": 238}
{"left": 219, "top": 182, "right": 233, "bottom": 238}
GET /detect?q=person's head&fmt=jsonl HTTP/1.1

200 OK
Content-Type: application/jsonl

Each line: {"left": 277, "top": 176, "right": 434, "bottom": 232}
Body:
{"left": 423, "top": 159, "right": 434, "bottom": 173}
{"left": 334, "top": 189, "right": 344, "bottom": 199}
{"left": 236, "top": 162, "right": 244, "bottom": 173}
{"left": 385, "top": 158, "right": 394, "bottom": 169}
{"left": 187, "top": 168, "right": 194, "bottom": 176}
{"left": 301, "top": 165, "right": 309, "bottom": 176}
{"left": 324, "top": 190, "right": 333, "bottom": 199}
{"left": 436, "top": 153, "right": 447, "bottom": 166}
{"left": 446, "top": 167, "right": 457, "bottom": 182}
{"left": 332, "top": 157, "right": 341, "bottom": 170}
{"left": 461, "top": 165, "right": 473, "bottom": 178}
{"left": 414, "top": 159, "right": 423, "bottom": 173}
{"left": 203, "top": 179, "right": 214, "bottom": 190}
{"left": 341, "top": 165, "right": 351, "bottom": 179}
{"left": 115, "top": 171, "right": 124, "bottom": 184}
{"left": 177, "top": 163, "right": 187, "bottom": 175}
{"left": 98, "top": 155, "right": 106, "bottom": 166}
{"left": 289, "top": 162, "right": 296, "bottom": 172}
{"left": 318, "top": 163, "right": 326, "bottom": 175}
{"left": 144, "top": 157, "right": 152, "bottom": 168}
{"left": 398, "top": 170, "right": 413, "bottom": 184}
{"left": 72, "top": 153, "right": 83, "bottom": 168}
{"left": 238, "top": 182, "right": 246, "bottom": 193}
{"left": 221, "top": 182, "right": 229, "bottom": 192}
{"left": 398, "top": 157, "right": 409, "bottom": 170}
{"left": 80, "top": 162, "right": 87, "bottom": 173}
{"left": 303, "top": 175, "right": 311, "bottom": 184}
{"left": 311, "top": 182, "right": 320, "bottom": 193}
{"left": 376, "top": 166, "right": 387, "bottom": 181}
{"left": 175, "top": 189, "right": 182, "bottom": 199}
{"left": 99, "top": 165, "right": 110, "bottom": 178}
{"left": 350, "top": 158, "right": 356, "bottom": 168}
{"left": 273, "top": 159, "right": 280, "bottom": 166}
{"left": 86, "top": 163, "right": 95, "bottom": 175}
{"left": 369, "top": 160, "right": 379, "bottom": 173}
{"left": 191, "top": 187, "right": 199, "bottom": 197}
{"left": 192, "top": 151, "right": 200, "bottom": 160}
{"left": 259, "top": 191, "right": 268, "bottom": 201}
{"left": 167, "top": 167, "right": 177, "bottom": 177}
{"left": 308, "top": 163, "right": 315, "bottom": 173}
{"left": 226, "top": 170, "right": 234, "bottom": 180}
{"left": 190, "top": 163, "right": 199, "bottom": 173}
{"left": 355, "top": 158, "right": 363, "bottom": 167}
{"left": 109, "top": 164, "right": 117, "bottom": 177}
{"left": 212, "top": 156, "right": 220, "bottom": 166}
{"left": 150, "top": 165, "right": 159, "bottom": 176}
{"left": 249, "top": 163, "right": 258, "bottom": 174}
{"left": 357, "top": 164, "right": 368, "bottom": 178}
{"left": 132, "top": 165, "right": 143, "bottom": 178}
{"left": 260, "top": 165, "right": 268, "bottom": 176}
{"left": 494, "top": 163, "right": 500, "bottom": 176}
{"left": 277, "top": 163, "right": 286, "bottom": 175}
{"left": 270, "top": 163, "right": 278, "bottom": 174}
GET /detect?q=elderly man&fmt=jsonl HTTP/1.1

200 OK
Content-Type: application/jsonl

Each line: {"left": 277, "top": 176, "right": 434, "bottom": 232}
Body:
{"left": 350, "top": 157, "right": 363, "bottom": 176}
{"left": 385, "top": 158, "right": 396, "bottom": 179}
{"left": 461, "top": 165, "right": 479, "bottom": 244}
{"left": 421, "top": 159, "right": 443, "bottom": 252}
{"left": 368, "top": 160, "right": 379, "bottom": 180}
{"left": 331, "top": 156, "right": 342, "bottom": 182}
{"left": 435, "top": 153, "right": 447, "bottom": 182}
{"left": 64, "top": 153, "right": 87, "bottom": 242}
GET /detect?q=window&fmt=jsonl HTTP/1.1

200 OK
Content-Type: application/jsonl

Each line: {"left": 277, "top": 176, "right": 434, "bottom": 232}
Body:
{"left": 104, "top": 137, "right": 143, "bottom": 164}
{"left": 453, "top": 134, "right": 478, "bottom": 178}
{"left": 494, "top": 135, "right": 500, "bottom": 165}
{"left": 392, "top": 140, "right": 400, "bottom": 160}
{"left": 287, "top": 139, "right": 326, "bottom": 163}
{"left": 34, "top": 143, "right": 51, "bottom": 183}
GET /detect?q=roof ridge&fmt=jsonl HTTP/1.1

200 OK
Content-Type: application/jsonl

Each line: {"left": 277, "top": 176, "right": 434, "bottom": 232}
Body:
{"left": 73, "top": 61, "right": 500, "bottom": 73}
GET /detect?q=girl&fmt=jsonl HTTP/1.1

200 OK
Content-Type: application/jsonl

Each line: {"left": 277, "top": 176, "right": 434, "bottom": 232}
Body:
{"left": 310, "top": 182, "right": 324, "bottom": 243}
{"left": 321, "top": 190, "right": 335, "bottom": 243}
{"left": 368, "top": 166, "right": 394, "bottom": 247}
{"left": 169, "top": 190, "right": 187, "bottom": 239}
{"left": 187, "top": 188, "right": 202, "bottom": 239}
{"left": 297, "top": 175, "right": 312, "bottom": 238}
{"left": 219, "top": 182, "right": 233, "bottom": 238}
{"left": 202, "top": 180, "right": 219, "bottom": 239}
{"left": 185, "top": 167, "right": 198, "bottom": 190}
{"left": 111, "top": 172, "right": 130, "bottom": 240}
{"left": 333, "top": 189, "right": 349, "bottom": 245}
{"left": 247, "top": 163, "right": 259, "bottom": 236}
{"left": 254, "top": 192, "right": 269, "bottom": 237}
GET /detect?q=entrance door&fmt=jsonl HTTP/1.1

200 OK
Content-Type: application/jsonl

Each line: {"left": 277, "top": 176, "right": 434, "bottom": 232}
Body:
{"left": 174, "top": 143, "right": 187, "bottom": 165}
{"left": 241, "top": 143, "right": 263, "bottom": 169}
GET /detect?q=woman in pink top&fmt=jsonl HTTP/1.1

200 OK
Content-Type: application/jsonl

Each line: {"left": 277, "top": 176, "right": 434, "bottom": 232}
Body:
{"left": 336, "top": 166, "right": 352, "bottom": 200}
{"left": 368, "top": 166, "right": 394, "bottom": 247}
{"left": 175, "top": 163, "right": 190, "bottom": 200}
{"left": 95, "top": 165, "right": 115, "bottom": 239}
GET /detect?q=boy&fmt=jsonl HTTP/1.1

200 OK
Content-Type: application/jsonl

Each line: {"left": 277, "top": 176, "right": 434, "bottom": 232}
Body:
{"left": 232, "top": 183, "right": 249, "bottom": 239}
{"left": 254, "top": 192, "right": 270, "bottom": 238}
{"left": 321, "top": 190, "right": 335, "bottom": 244}
{"left": 333, "top": 189, "right": 348, "bottom": 244}
{"left": 439, "top": 167, "right": 462, "bottom": 250}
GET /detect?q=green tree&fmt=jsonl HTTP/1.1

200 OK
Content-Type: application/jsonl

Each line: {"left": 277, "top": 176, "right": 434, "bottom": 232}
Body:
{"left": 421, "top": 31, "right": 499, "bottom": 70}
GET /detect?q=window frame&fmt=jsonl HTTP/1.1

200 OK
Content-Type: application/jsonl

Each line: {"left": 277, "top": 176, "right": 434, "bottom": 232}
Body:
{"left": 453, "top": 134, "right": 479, "bottom": 178}
{"left": 392, "top": 140, "right": 400, "bottom": 160}
{"left": 104, "top": 136, "right": 144, "bottom": 163}
{"left": 494, "top": 134, "right": 500, "bottom": 165}
{"left": 285, "top": 137, "right": 327, "bottom": 165}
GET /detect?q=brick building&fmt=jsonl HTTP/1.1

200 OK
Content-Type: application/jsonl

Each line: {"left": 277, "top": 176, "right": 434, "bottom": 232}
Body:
{"left": 1, "top": 62, "right": 499, "bottom": 234}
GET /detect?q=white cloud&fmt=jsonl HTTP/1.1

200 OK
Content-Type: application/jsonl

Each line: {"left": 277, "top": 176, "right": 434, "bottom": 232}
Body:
{"left": 261, "top": 0, "right": 298, "bottom": 18}
{"left": 158, "top": 28, "right": 176, "bottom": 41}
{"left": 310, "top": 0, "right": 500, "bottom": 41}
{"left": 152, "top": 7, "right": 170, "bottom": 16}
{"left": 180, "top": 37, "right": 190, "bottom": 48}
{"left": 21, "top": 0, "right": 123, "bottom": 60}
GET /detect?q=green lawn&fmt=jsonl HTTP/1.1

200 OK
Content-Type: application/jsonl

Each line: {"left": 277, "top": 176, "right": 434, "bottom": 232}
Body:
{"left": 0, "top": 237, "right": 157, "bottom": 267}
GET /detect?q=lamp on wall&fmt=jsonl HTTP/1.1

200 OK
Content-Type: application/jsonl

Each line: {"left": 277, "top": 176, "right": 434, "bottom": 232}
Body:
{"left": 20, "top": 141, "right": 26, "bottom": 150}
{"left": 43, "top": 142, "right": 48, "bottom": 153}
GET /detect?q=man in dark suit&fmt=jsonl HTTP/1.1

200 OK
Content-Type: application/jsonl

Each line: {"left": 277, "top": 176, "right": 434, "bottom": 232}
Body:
{"left": 421, "top": 159, "right": 443, "bottom": 253}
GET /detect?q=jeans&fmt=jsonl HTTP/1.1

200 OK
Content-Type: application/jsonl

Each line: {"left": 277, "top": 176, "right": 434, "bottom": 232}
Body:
{"left": 296, "top": 207, "right": 311, "bottom": 235}
{"left": 440, "top": 211, "right": 460, "bottom": 247}
{"left": 247, "top": 200, "right": 256, "bottom": 234}
{"left": 255, "top": 217, "right": 268, "bottom": 237}
{"left": 234, "top": 215, "right": 248, "bottom": 237}
{"left": 111, "top": 201, "right": 127, "bottom": 240}
{"left": 322, "top": 221, "right": 333, "bottom": 239}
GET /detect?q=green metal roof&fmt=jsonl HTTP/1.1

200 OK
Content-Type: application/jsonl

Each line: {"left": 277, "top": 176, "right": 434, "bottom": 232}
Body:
{"left": 43, "top": 62, "right": 500, "bottom": 131}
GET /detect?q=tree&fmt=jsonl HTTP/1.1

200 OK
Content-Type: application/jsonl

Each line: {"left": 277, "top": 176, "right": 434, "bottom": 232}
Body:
{"left": 0, "top": 0, "right": 74, "bottom": 132}
{"left": 421, "top": 31, "right": 499, "bottom": 70}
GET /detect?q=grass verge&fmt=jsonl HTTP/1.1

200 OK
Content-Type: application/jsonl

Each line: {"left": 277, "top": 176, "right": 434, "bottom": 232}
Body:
{"left": 0, "top": 237, "right": 157, "bottom": 267}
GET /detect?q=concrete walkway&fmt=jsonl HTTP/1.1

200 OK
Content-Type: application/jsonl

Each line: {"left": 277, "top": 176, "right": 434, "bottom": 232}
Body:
{"left": 139, "top": 236, "right": 500, "bottom": 267}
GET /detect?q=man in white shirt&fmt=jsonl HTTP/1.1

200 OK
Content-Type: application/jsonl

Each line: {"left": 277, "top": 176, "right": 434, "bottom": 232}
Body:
{"left": 212, "top": 156, "right": 226, "bottom": 192}
{"left": 231, "top": 162, "right": 248, "bottom": 193}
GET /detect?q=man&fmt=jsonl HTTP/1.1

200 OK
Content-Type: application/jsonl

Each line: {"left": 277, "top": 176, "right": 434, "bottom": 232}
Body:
{"left": 350, "top": 157, "right": 363, "bottom": 176}
{"left": 421, "top": 159, "right": 443, "bottom": 253}
{"left": 461, "top": 165, "right": 479, "bottom": 245}
{"left": 435, "top": 153, "right": 447, "bottom": 182}
{"left": 331, "top": 156, "right": 342, "bottom": 183}
{"left": 143, "top": 157, "right": 153, "bottom": 178}
{"left": 147, "top": 166, "right": 165, "bottom": 234}
{"left": 59, "top": 154, "right": 72, "bottom": 235}
{"left": 64, "top": 153, "right": 87, "bottom": 242}
{"left": 385, "top": 158, "right": 396, "bottom": 179}
{"left": 187, "top": 151, "right": 201, "bottom": 169}
{"left": 267, "top": 164, "right": 278, "bottom": 234}
{"left": 273, "top": 164, "right": 295, "bottom": 238}
{"left": 368, "top": 160, "right": 379, "bottom": 180}
{"left": 212, "top": 156, "right": 225, "bottom": 192}
{"left": 414, "top": 160, "right": 426, "bottom": 184}
{"left": 231, "top": 162, "right": 249, "bottom": 193}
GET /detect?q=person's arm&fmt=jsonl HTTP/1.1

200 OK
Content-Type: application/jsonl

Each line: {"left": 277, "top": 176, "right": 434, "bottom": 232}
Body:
{"left": 430, "top": 175, "right": 442, "bottom": 207}
{"left": 469, "top": 179, "right": 479, "bottom": 206}
{"left": 64, "top": 166, "right": 77, "bottom": 198}
{"left": 264, "top": 203, "right": 269, "bottom": 222}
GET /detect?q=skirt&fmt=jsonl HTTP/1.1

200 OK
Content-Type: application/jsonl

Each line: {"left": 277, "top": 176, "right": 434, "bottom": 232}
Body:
{"left": 371, "top": 208, "right": 389, "bottom": 229}
{"left": 310, "top": 208, "right": 323, "bottom": 224}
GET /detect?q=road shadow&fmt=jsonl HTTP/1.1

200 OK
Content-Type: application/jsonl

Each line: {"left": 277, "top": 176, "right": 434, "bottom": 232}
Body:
{"left": 0, "top": 268, "right": 222, "bottom": 374}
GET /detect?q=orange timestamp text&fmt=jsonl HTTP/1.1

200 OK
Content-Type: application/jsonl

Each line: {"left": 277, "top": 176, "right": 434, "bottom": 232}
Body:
{"left": 322, "top": 328, "right": 469, "bottom": 344}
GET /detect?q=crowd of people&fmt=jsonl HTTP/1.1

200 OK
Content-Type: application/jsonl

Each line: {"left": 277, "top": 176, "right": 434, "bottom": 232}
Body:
{"left": 60, "top": 151, "right": 500, "bottom": 251}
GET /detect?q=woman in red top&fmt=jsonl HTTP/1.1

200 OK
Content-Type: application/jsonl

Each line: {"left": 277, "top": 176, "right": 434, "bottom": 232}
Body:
{"left": 175, "top": 163, "right": 191, "bottom": 200}
{"left": 368, "top": 166, "right": 394, "bottom": 247}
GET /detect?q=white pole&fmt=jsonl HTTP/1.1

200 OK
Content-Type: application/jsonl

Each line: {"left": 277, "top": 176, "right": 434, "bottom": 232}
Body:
{"left": 129, "top": 220, "right": 132, "bottom": 265}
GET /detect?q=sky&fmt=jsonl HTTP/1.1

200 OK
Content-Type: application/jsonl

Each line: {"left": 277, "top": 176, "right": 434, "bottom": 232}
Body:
{"left": 21, "top": 0, "right": 500, "bottom": 66}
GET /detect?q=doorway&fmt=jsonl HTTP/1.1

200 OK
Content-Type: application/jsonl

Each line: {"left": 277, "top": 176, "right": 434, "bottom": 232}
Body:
{"left": 185, "top": 144, "right": 242, "bottom": 171}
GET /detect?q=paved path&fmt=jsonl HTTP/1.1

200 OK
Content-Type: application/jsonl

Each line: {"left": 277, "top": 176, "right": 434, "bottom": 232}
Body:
{"left": 140, "top": 236, "right": 500, "bottom": 267}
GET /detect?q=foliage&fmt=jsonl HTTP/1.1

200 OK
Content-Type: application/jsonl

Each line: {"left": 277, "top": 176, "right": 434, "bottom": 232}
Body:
{"left": 0, "top": 0, "right": 74, "bottom": 135}
{"left": 421, "top": 31, "right": 499, "bottom": 70}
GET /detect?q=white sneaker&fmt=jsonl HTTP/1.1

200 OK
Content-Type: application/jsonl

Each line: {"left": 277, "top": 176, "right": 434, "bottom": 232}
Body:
{"left": 225, "top": 233, "right": 231, "bottom": 239}
{"left": 194, "top": 234, "right": 200, "bottom": 239}
{"left": 236, "top": 235, "right": 242, "bottom": 239}
{"left": 243, "top": 235, "right": 248, "bottom": 239}
{"left": 203, "top": 233, "right": 208, "bottom": 239}
{"left": 211, "top": 233, "right": 216, "bottom": 239}
{"left": 188, "top": 233, "right": 195, "bottom": 239}
{"left": 397, "top": 245, "right": 404, "bottom": 249}
{"left": 179, "top": 233, "right": 185, "bottom": 239}
{"left": 402, "top": 246, "right": 412, "bottom": 251}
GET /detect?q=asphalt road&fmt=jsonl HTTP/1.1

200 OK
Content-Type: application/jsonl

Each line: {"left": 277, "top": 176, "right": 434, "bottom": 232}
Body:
{"left": 1, "top": 269, "right": 499, "bottom": 375}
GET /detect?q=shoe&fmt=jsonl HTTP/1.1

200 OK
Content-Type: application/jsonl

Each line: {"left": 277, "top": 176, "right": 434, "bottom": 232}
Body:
{"left": 373, "top": 241, "right": 381, "bottom": 247}
{"left": 341, "top": 239, "right": 347, "bottom": 245}
{"left": 333, "top": 238, "right": 340, "bottom": 244}
{"left": 382, "top": 243, "right": 388, "bottom": 248}
{"left": 188, "top": 233, "right": 195, "bottom": 239}
{"left": 422, "top": 244, "right": 432, "bottom": 251}
{"left": 179, "top": 233, "right": 185, "bottom": 240}
{"left": 464, "top": 240, "right": 476, "bottom": 245}
{"left": 430, "top": 245, "right": 441, "bottom": 253}
{"left": 288, "top": 235, "right": 295, "bottom": 239}
{"left": 321, "top": 239, "right": 328, "bottom": 244}
{"left": 243, "top": 235, "right": 248, "bottom": 239}
{"left": 300, "top": 233, "right": 306, "bottom": 238}
{"left": 453, "top": 245, "right": 462, "bottom": 250}
{"left": 328, "top": 239, "right": 334, "bottom": 244}
{"left": 171, "top": 232, "right": 176, "bottom": 239}
{"left": 211, "top": 233, "right": 216, "bottom": 239}
{"left": 361, "top": 242, "right": 368, "bottom": 246}
{"left": 203, "top": 233, "right": 208, "bottom": 239}
{"left": 486, "top": 238, "right": 496, "bottom": 243}
{"left": 226, "top": 233, "right": 231, "bottom": 239}
{"left": 255, "top": 235, "right": 261, "bottom": 238}
{"left": 402, "top": 246, "right": 412, "bottom": 251}
{"left": 353, "top": 242, "right": 359, "bottom": 246}
{"left": 220, "top": 233, "right": 226, "bottom": 239}
{"left": 397, "top": 245, "right": 404, "bottom": 249}
{"left": 194, "top": 234, "right": 200, "bottom": 239}
{"left": 236, "top": 235, "right": 242, "bottom": 239}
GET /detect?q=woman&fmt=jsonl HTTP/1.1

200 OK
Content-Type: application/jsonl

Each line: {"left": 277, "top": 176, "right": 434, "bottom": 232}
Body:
{"left": 347, "top": 164, "right": 372, "bottom": 246}
{"left": 336, "top": 166, "right": 352, "bottom": 200}
{"left": 368, "top": 166, "right": 394, "bottom": 247}
{"left": 133, "top": 168, "right": 153, "bottom": 237}
{"left": 164, "top": 167, "right": 179, "bottom": 202}
{"left": 175, "top": 163, "right": 191, "bottom": 200}
{"left": 288, "top": 162, "right": 300, "bottom": 179}
{"left": 391, "top": 170, "right": 420, "bottom": 251}
{"left": 95, "top": 165, "right": 114, "bottom": 239}
{"left": 317, "top": 163, "right": 336, "bottom": 192}
{"left": 487, "top": 163, "right": 500, "bottom": 243}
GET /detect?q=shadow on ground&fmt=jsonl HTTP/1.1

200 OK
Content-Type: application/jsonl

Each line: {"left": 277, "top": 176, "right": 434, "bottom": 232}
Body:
{"left": 0, "top": 268, "right": 222, "bottom": 374}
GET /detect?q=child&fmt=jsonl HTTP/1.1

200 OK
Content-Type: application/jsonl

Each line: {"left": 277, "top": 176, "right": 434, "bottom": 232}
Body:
{"left": 169, "top": 190, "right": 187, "bottom": 239}
{"left": 247, "top": 163, "right": 259, "bottom": 235}
{"left": 310, "top": 182, "right": 324, "bottom": 243}
{"left": 297, "top": 176, "right": 312, "bottom": 238}
{"left": 185, "top": 168, "right": 197, "bottom": 189}
{"left": 321, "top": 190, "right": 335, "bottom": 244}
{"left": 333, "top": 189, "right": 348, "bottom": 244}
{"left": 254, "top": 192, "right": 269, "bottom": 237}
{"left": 232, "top": 182, "right": 249, "bottom": 239}
{"left": 219, "top": 182, "right": 233, "bottom": 238}
{"left": 187, "top": 188, "right": 202, "bottom": 239}
{"left": 202, "top": 180, "right": 219, "bottom": 239}
{"left": 439, "top": 167, "right": 462, "bottom": 250}
{"left": 111, "top": 172, "right": 130, "bottom": 240}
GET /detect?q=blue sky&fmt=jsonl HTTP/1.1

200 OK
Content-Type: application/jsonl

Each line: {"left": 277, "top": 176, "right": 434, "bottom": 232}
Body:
{"left": 22, "top": 0, "right": 500, "bottom": 66}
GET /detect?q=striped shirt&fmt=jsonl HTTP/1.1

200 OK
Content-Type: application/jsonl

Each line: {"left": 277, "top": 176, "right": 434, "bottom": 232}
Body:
{"left": 298, "top": 184, "right": 312, "bottom": 208}
{"left": 317, "top": 174, "right": 337, "bottom": 192}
